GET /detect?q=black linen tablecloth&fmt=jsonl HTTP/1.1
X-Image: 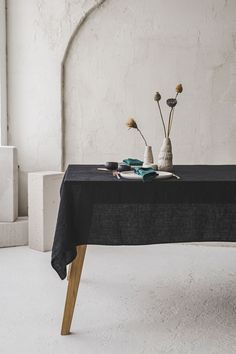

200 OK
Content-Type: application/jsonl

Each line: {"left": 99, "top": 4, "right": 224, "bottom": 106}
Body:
{"left": 51, "top": 165, "right": 236, "bottom": 279}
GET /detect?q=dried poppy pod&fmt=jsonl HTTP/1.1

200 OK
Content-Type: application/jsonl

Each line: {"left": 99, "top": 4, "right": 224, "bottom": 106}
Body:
{"left": 154, "top": 92, "right": 161, "bottom": 102}
{"left": 176, "top": 84, "right": 183, "bottom": 93}
{"left": 166, "top": 98, "right": 177, "bottom": 108}
{"left": 126, "top": 118, "right": 137, "bottom": 129}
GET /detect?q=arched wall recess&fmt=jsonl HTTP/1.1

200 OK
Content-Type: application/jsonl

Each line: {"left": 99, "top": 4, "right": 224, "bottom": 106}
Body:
{"left": 60, "top": 0, "right": 107, "bottom": 171}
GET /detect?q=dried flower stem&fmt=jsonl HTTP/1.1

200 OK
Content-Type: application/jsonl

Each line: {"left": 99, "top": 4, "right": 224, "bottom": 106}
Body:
{"left": 137, "top": 128, "right": 148, "bottom": 146}
{"left": 168, "top": 109, "right": 175, "bottom": 136}
{"left": 167, "top": 108, "right": 173, "bottom": 137}
{"left": 168, "top": 92, "right": 179, "bottom": 137}
{"left": 154, "top": 84, "right": 183, "bottom": 138}
{"left": 157, "top": 101, "right": 167, "bottom": 138}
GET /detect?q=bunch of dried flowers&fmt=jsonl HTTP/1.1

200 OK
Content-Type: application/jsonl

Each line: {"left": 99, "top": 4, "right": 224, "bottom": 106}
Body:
{"left": 126, "top": 118, "right": 148, "bottom": 146}
{"left": 154, "top": 84, "right": 183, "bottom": 138}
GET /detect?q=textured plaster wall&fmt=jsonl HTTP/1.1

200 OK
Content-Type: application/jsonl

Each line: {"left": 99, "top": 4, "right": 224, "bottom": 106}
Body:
{"left": 0, "top": 0, "right": 7, "bottom": 145}
{"left": 7, "top": 0, "right": 236, "bottom": 214}
{"left": 7, "top": 0, "right": 99, "bottom": 214}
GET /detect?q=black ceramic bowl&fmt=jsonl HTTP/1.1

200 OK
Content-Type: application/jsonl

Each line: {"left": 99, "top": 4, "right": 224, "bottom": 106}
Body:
{"left": 105, "top": 162, "right": 118, "bottom": 170}
{"left": 117, "top": 163, "right": 131, "bottom": 172}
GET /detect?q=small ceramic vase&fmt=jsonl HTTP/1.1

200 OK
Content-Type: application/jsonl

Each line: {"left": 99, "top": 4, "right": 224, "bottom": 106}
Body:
{"left": 143, "top": 146, "right": 154, "bottom": 167}
{"left": 157, "top": 137, "right": 173, "bottom": 172}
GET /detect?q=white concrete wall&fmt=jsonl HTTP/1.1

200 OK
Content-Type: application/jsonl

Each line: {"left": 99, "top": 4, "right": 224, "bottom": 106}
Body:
{"left": 0, "top": 0, "right": 7, "bottom": 145}
{"left": 7, "top": 0, "right": 97, "bottom": 214}
{"left": 7, "top": 0, "right": 236, "bottom": 214}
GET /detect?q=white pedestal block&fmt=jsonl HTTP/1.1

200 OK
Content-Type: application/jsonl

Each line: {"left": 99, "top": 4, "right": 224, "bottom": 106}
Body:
{"left": 0, "top": 146, "right": 18, "bottom": 222}
{"left": 0, "top": 217, "right": 28, "bottom": 247}
{"left": 28, "top": 172, "right": 64, "bottom": 252}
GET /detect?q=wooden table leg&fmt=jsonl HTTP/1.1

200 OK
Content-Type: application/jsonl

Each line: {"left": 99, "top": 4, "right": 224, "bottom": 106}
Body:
{"left": 61, "top": 245, "right": 87, "bottom": 335}
{"left": 67, "top": 264, "right": 72, "bottom": 281}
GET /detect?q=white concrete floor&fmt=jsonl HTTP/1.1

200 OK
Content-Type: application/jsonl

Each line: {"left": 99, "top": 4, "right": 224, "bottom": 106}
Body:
{"left": 1, "top": 244, "right": 236, "bottom": 354}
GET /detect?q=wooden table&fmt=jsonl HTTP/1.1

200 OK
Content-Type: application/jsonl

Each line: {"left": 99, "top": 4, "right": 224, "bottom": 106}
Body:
{"left": 51, "top": 165, "right": 236, "bottom": 335}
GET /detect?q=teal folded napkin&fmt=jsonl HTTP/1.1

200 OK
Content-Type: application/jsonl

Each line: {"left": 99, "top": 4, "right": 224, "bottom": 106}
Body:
{"left": 123, "top": 158, "right": 143, "bottom": 166}
{"left": 134, "top": 167, "right": 157, "bottom": 182}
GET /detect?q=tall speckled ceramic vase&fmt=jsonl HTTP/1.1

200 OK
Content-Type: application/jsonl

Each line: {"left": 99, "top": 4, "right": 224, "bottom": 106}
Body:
{"left": 157, "top": 137, "right": 173, "bottom": 172}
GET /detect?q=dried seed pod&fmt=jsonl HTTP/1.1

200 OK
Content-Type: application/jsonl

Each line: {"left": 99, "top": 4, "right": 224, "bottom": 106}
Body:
{"left": 154, "top": 92, "right": 161, "bottom": 102}
{"left": 166, "top": 98, "right": 177, "bottom": 108}
{"left": 176, "top": 84, "right": 183, "bottom": 93}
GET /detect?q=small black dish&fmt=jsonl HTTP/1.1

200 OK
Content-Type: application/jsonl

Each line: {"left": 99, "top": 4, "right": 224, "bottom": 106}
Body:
{"left": 105, "top": 162, "right": 118, "bottom": 170}
{"left": 117, "top": 163, "right": 131, "bottom": 172}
